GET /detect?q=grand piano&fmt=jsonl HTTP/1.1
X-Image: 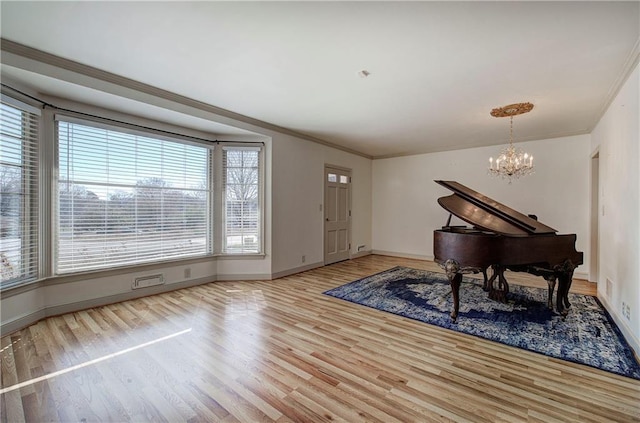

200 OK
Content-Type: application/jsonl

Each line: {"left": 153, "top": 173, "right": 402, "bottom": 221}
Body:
{"left": 433, "top": 180, "right": 583, "bottom": 322}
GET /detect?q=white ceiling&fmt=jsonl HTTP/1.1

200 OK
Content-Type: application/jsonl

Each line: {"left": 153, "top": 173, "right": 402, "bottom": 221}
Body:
{"left": 1, "top": 1, "right": 639, "bottom": 158}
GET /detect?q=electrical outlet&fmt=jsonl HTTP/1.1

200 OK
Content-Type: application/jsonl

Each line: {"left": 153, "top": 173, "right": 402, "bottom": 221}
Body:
{"left": 621, "top": 302, "right": 631, "bottom": 320}
{"left": 184, "top": 267, "right": 191, "bottom": 279}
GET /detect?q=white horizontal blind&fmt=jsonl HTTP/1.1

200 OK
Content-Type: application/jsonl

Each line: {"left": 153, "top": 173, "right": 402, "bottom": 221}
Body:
{"left": 0, "top": 99, "right": 39, "bottom": 287}
{"left": 222, "top": 147, "right": 260, "bottom": 253}
{"left": 56, "top": 119, "right": 211, "bottom": 273}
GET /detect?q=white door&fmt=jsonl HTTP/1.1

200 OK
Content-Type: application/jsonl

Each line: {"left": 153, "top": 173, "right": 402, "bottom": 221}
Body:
{"left": 324, "top": 166, "right": 351, "bottom": 265}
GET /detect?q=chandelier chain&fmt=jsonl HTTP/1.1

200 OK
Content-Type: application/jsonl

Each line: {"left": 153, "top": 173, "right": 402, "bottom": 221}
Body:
{"left": 510, "top": 116, "right": 513, "bottom": 146}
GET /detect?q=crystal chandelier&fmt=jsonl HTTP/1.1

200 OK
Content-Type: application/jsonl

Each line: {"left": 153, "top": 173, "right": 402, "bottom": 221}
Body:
{"left": 488, "top": 102, "right": 534, "bottom": 183}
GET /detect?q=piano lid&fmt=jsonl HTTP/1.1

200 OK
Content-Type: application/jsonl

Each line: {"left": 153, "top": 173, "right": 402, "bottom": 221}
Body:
{"left": 435, "top": 180, "right": 557, "bottom": 236}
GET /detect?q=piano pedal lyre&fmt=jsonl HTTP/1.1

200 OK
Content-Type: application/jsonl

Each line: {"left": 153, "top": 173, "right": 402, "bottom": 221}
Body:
{"left": 485, "top": 265, "right": 509, "bottom": 303}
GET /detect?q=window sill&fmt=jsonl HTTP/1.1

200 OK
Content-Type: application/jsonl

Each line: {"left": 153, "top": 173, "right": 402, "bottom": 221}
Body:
{"left": 214, "top": 253, "right": 266, "bottom": 260}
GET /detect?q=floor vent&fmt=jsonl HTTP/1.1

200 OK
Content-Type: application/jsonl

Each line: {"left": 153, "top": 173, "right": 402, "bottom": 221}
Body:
{"left": 132, "top": 274, "right": 165, "bottom": 290}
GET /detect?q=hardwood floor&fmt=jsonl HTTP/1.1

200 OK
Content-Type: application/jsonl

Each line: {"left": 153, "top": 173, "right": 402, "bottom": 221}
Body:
{"left": 1, "top": 255, "right": 639, "bottom": 422}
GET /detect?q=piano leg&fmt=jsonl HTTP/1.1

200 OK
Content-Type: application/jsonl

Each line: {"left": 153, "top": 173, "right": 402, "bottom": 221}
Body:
{"left": 526, "top": 265, "right": 568, "bottom": 313}
{"left": 557, "top": 277, "right": 569, "bottom": 316}
{"left": 545, "top": 276, "right": 556, "bottom": 309}
{"left": 557, "top": 273, "right": 575, "bottom": 315}
{"left": 481, "top": 267, "right": 489, "bottom": 291}
{"left": 555, "top": 260, "right": 576, "bottom": 316}
{"left": 450, "top": 273, "right": 462, "bottom": 323}
{"left": 497, "top": 266, "right": 509, "bottom": 299}
{"left": 443, "top": 259, "right": 462, "bottom": 322}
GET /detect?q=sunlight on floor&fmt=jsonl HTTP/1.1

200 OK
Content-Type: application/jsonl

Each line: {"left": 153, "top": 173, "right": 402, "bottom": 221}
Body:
{"left": 0, "top": 327, "right": 192, "bottom": 395}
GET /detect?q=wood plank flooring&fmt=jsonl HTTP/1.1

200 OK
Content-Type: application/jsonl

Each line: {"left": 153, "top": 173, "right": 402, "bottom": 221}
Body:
{"left": 1, "top": 255, "right": 639, "bottom": 422}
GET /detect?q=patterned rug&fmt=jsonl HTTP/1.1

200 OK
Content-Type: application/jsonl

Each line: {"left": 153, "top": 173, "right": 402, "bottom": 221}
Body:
{"left": 324, "top": 266, "right": 640, "bottom": 380}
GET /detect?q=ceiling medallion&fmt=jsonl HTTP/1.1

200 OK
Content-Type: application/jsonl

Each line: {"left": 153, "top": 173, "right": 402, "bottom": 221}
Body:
{"left": 490, "top": 102, "right": 534, "bottom": 118}
{"left": 488, "top": 102, "right": 535, "bottom": 183}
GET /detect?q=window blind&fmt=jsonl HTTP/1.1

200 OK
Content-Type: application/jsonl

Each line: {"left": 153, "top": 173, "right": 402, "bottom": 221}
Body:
{"left": 0, "top": 98, "right": 40, "bottom": 287}
{"left": 56, "top": 119, "right": 212, "bottom": 273}
{"left": 222, "top": 146, "right": 260, "bottom": 253}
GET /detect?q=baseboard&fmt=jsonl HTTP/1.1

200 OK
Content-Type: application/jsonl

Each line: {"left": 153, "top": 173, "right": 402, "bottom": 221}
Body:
{"left": 598, "top": 292, "right": 640, "bottom": 362}
{"left": 574, "top": 271, "right": 589, "bottom": 281}
{"left": 270, "top": 261, "right": 324, "bottom": 280}
{"left": 1, "top": 276, "right": 214, "bottom": 337}
{"left": 371, "top": 250, "right": 434, "bottom": 261}
{"left": 270, "top": 252, "right": 370, "bottom": 279}
{"left": 215, "top": 273, "right": 272, "bottom": 281}
{"left": 1, "top": 263, "right": 328, "bottom": 336}
{"left": 351, "top": 250, "right": 372, "bottom": 259}
{"left": 1, "top": 309, "right": 47, "bottom": 337}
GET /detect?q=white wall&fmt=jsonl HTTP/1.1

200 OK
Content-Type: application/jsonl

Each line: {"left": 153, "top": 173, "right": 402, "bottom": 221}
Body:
{"left": 590, "top": 62, "right": 639, "bottom": 353}
{"left": 372, "top": 134, "right": 592, "bottom": 278}
{"left": 270, "top": 134, "right": 372, "bottom": 276}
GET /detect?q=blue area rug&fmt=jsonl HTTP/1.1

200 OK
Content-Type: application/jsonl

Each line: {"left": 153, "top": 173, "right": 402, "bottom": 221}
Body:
{"left": 324, "top": 266, "right": 640, "bottom": 380}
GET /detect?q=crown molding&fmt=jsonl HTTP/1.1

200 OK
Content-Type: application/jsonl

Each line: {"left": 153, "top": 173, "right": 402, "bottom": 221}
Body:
{"left": 591, "top": 35, "right": 640, "bottom": 131}
{"left": 372, "top": 128, "right": 591, "bottom": 160}
{"left": 0, "top": 38, "right": 371, "bottom": 159}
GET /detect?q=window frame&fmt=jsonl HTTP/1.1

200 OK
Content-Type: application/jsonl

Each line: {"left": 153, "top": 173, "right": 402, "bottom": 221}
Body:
{"left": 221, "top": 145, "right": 263, "bottom": 255}
{"left": 0, "top": 94, "right": 41, "bottom": 289}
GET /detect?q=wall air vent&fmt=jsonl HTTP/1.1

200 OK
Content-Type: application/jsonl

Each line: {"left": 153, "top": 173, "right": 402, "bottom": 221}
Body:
{"left": 132, "top": 274, "right": 165, "bottom": 290}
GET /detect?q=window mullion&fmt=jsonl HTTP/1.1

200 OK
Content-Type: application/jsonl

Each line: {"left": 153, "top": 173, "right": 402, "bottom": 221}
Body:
{"left": 212, "top": 146, "right": 223, "bottom": 254}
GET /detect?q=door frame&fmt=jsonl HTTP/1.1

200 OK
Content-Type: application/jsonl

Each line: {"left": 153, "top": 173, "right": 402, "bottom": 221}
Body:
{"left": 323, "top": 164, "right": 352, "bottom": 265}
{"left": 590, "top": 149, "right": 600, "bottom": 284}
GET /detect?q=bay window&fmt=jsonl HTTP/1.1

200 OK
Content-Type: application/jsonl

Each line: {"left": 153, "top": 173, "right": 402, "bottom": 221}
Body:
{"left": 55, "top": 117, "right": 263, "bottom": 274}
{"left": 0, "top": 98, "right": 264, "bottom": 287}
